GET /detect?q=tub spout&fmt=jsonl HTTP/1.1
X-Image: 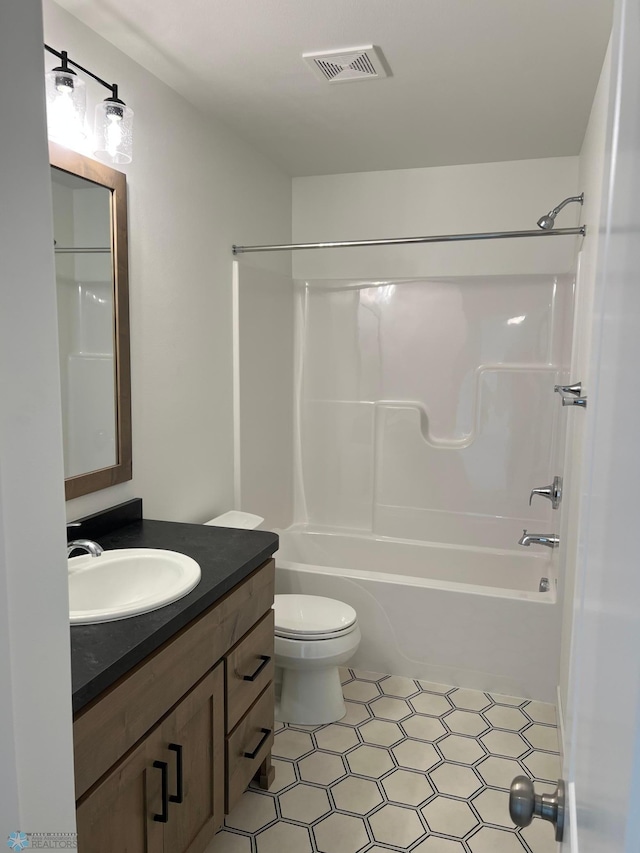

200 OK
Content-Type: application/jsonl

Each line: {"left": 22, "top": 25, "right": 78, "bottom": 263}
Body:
{"left": 519, "top": 530, "right": 559, "bottom": 549}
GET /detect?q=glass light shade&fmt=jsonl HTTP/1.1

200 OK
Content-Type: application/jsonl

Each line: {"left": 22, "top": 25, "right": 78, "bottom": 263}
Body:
{"left": 93, "top": 100, "right": 133, "bottom": 165}
{"left": 45, "top": 68, "right": 86, "bottom": 147}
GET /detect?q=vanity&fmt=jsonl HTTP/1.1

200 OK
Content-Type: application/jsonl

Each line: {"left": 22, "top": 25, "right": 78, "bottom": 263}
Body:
{"left": 70, "top": 503, "right": 279, "bottom": 853}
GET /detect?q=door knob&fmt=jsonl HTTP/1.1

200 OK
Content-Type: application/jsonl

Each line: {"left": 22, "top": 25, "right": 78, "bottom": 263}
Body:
{"left": 509, "top": 775, "right": 565, "bottom": 842}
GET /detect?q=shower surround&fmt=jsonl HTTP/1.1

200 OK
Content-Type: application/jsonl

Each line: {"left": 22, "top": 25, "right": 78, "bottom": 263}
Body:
{"left": 275, "top": 274, "right": 574, "bottom": 701}
{"left": 296, "top": 275, "right": 572, "bottom": 548}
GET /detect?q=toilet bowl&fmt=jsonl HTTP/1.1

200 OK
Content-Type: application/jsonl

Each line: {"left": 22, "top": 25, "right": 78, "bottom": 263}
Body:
{"left": 274, "top": 594, "right": 361, "bottom": 725}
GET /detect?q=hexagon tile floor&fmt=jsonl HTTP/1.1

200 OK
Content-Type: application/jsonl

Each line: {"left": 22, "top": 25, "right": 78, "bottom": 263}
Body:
{"left": 208, "top": 669, "right": 561, "bottom": 853}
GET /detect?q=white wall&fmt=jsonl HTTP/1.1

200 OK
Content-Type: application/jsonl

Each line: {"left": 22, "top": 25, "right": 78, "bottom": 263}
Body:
{"left": 558, "top": 43, "right": 613, "bottom": 728}
{"left": 292, "top": 157, "right": 580, "bottom": 280}
{"left": 0, "top": 0, "right": 76, "bottom": 836}
{"left": 43, "top": 0, "right": 292, "bottom": 524}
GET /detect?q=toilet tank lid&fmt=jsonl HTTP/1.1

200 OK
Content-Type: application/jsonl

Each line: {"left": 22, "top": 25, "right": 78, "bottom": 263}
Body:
{"left": 204, "top": 511, "right": 264, "bottom": 529}
{"left": 274, "top": 594, "right": 357, "bottom": 635}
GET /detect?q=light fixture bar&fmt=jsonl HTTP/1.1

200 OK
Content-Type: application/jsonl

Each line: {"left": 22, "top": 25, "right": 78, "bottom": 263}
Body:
{"left": 45, "top": 44, "right": 118, "bottom": 100}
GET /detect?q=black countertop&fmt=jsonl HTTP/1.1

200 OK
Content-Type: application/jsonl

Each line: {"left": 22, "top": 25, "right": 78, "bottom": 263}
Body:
{"left": 70, "top": 519, "right": 279, "bottom": 713}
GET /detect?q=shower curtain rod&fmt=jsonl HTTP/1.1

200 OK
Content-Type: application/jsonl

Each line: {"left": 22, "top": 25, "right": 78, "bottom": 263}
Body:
{"left": 232, "top": 226, "right": 586, "bottom": 255}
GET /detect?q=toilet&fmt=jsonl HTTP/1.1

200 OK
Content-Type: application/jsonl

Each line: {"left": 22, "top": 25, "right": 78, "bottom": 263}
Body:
{"left": 274, "top": 594, "right": 361, "bottom": 726}
{"left": 204, "top": 514, "right": 360, "bottom": 726}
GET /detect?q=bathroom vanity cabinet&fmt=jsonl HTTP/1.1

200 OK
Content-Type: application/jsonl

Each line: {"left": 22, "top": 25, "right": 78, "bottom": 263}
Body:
{"left": 73, "top": 558, "right": 276, "bottom": 853}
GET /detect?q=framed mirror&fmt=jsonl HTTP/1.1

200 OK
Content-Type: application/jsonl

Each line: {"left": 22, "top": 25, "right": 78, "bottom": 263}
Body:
{"left": 50, "top": 141, "right": 132, "bottom": 500}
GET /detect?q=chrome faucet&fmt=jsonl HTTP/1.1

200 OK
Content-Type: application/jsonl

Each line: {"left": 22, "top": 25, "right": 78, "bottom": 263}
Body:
{"left": 67, "top": 539, "right": 103, "bottom": 558}
{"left": 529, "top": 476, "right": 563, "bottom": 510}
{"left": 554, "top": 381, "right": 588, "bottom": 409}
{"left": 518, "top": 530, "right": 559, "bottom": 549}
{"left": 554, "top": 381, "right": 582, "bottom": 397}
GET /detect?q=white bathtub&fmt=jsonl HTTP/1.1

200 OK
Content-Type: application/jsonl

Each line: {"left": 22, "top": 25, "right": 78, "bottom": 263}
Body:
{"left": 274, "top": 526, "right": 561, "bottom": 702}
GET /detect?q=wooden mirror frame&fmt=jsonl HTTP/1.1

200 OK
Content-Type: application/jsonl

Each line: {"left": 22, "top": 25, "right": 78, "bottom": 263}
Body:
{"left": 50, "top": 142, "right": 132, "bottom": 500}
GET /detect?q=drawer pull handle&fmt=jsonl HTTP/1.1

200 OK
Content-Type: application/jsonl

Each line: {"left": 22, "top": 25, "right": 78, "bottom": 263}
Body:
{"left": 243, "top": 728, "right": 272, "bottom": 760}
{"left": 168, "top": 743, "right": 184, "bottom": 804}
{"left": 242, "top": 655, "right": 271, "bottom": 682}
{"left": 152, "top": 760, "right": 169, "bottom": 823}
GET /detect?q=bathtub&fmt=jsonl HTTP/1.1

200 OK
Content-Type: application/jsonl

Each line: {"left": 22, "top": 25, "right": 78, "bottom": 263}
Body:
{"left": 274, "top": 526, "right": 561, "bottom": 702}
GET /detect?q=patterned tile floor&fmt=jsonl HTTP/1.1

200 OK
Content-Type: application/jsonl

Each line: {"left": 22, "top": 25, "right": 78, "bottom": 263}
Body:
{"left": 208, "top": 669, "right": 561, "bottom": 853}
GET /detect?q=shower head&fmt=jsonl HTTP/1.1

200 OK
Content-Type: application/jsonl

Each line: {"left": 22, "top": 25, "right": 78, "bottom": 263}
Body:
{"left": 537, "top": 213, "right": 556, "bottom": 230}
{"left": 537, "top": 193, "right": 584, "bottom": 230}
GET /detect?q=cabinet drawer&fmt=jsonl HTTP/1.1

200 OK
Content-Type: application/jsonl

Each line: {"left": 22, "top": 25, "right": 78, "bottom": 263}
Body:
{"left": 225, "top": 683, "right": 275, "bottom": 814}
{"left": 226, "top": 610, "right": 274, "bottom": 732}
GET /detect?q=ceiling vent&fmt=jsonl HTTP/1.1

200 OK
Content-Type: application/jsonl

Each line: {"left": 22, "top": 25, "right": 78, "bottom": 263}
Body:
{"left": 303, "top": 46, "right": 389, "bottom": 84}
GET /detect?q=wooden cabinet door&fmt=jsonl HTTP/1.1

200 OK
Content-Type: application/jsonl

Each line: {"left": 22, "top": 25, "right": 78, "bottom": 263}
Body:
{"left": 77, "top": 665, "right": 225, "bottom": 853}
{"left": 76, "top": 723, "right": 165, "bottom": 853}
{"left": 161, "top": 664, "right": 225, "bottom": 853}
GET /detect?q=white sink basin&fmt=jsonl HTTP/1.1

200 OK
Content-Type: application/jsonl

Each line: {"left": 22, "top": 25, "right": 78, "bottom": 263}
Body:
{"left": 68, "top": 548, "right": 202, "bottom": 625}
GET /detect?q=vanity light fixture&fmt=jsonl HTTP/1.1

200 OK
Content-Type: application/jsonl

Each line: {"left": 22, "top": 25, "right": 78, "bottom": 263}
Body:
{"left": 44, "top": 44, "right": 133, "bottom": 164}
{"left": 44, "top": 49, "right": 86, "bottom": 147}
{"left": 93, "top": 85, "right": 134, "bottom": 165}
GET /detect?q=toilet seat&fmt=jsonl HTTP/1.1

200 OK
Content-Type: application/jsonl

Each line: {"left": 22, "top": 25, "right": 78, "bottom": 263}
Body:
{"left": 275, "top": 623, "right": 359, "bottom": 641}
{"left": 274, "top": 594, "right": 357, "bottom": 640}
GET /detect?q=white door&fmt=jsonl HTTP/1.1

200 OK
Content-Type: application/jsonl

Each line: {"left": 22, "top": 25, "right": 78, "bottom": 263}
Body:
{"left": 560, "top": 0, "right": 640, "bottom": 850}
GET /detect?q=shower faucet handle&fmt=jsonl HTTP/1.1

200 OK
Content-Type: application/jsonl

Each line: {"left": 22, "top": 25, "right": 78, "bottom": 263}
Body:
{"left": 554, "top": 381, "right": 582, "bottom": 397}
{"left": 529, "top": 476, "right": 562, "bottom": 510}
{"left": 562, "top": 396, "right": 587, "bottom": 408}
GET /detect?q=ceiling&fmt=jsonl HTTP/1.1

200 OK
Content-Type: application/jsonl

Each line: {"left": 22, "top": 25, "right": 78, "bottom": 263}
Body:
{"left": 53, "top": 0, "right": 613, "bottom": 177}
